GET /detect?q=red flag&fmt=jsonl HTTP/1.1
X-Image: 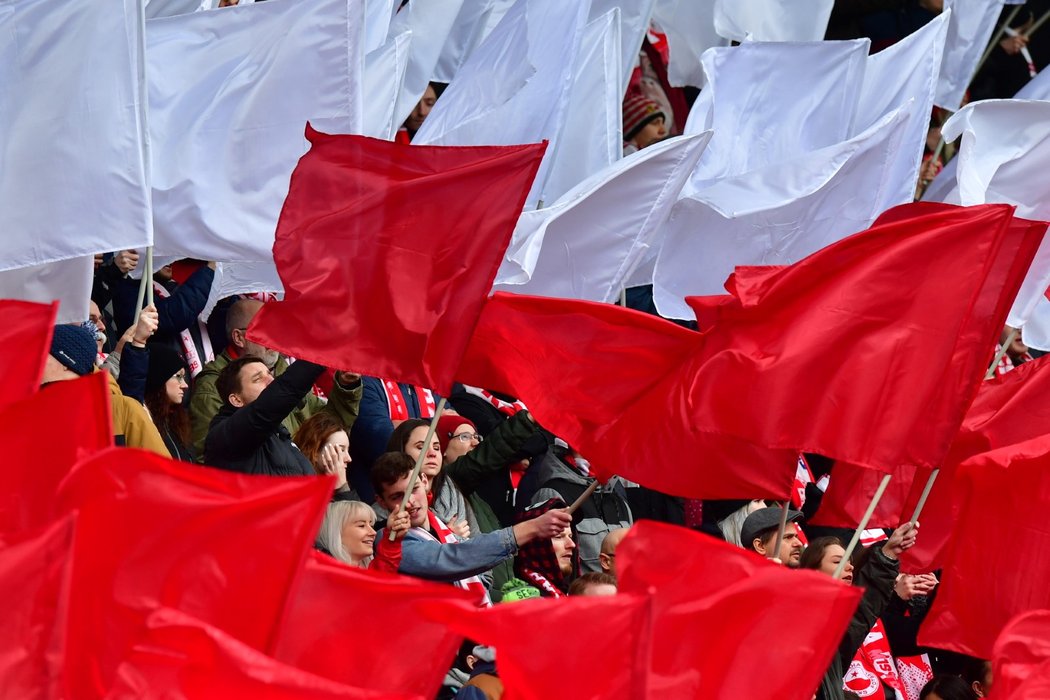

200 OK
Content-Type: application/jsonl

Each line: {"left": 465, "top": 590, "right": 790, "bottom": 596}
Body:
{"left": 459, "top": 204, "right": 1044, "bottom": 499}
{"left": 616, "top": 521, "right": 862, "bottom": 699}
{"left": 248, "top": 126, "right": 547, "bottom": 394}
{"left": 421, "top": 594, "right": 651, "bottom": 699}
{"left": 0, "top": 515, "right": 75, "bottom": 699}
{"left": 810, "top": 462, "right": 929, "bottom": 529}
{"left": 0, "top": 300, "right": 56, "bottom": 409}
{"left": 989, "top": 610, "right": 1050, "bottom": 699}
{"left": 273, "top": 552, "right": 473, "bottom": 698}
{"left": 918, "top": 436, "right": 1050, "bottom": 658}
{"left": 0, "top": 372, "right": 111, "bottom": 541}
{"left": 108, "top": 607, "right": 421, "bottom": 700}
{"left": 52, "top": 448, "right": 333, "bottom": 698}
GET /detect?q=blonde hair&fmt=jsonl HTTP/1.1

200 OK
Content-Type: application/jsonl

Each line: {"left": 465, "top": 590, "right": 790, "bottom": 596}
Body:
{"left": 316, "top": 501, "right": 376, "bottom": 567}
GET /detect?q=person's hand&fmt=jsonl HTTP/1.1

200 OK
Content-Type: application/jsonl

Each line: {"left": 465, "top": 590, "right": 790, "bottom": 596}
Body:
{"left": 318, "top": 443, "right": 347, "bottom": 489}
{"left": 334, "top": 371, "right": 361, "bottom": 387}
{"left": 387, "top": 504, "right": 411, "bottom": 541}
{"left": 131, "top": 305, "right": 159, "bottom": 347}
{"left": 894, "top": 573, "right": 938, "bottom": 600}
{"left": 448, "top": 514, "right": 471, "bottom": 540}
{"left": 1000, "top": 33, "right": 1028, "bottom": 56}
{"left": 883, "top": 522, "right": 919, "bottom": 560}
{"left": 114, "top": 250, "right": 140, "bottom": 275}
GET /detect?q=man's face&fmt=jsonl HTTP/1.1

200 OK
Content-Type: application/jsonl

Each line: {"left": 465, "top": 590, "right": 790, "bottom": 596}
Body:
{"left": 229, "top": 361, "right": 273, "bottom": 407}
{"left": 88, "top": 301, "right": 106, "bottom": 351}
{"left": 779, "top": 523, "right": 804, "bottom": 567}
{"left": 235, "top": 329, "right": 279, "bottom": 370}
{"left": 551, "top": 526, "right": 575, "bottom": 575}
{"left": 377, "top": 473, "right": 429, "bottom": 528}
{"left": 404, "top": 85, "right": 437, "bottom": 133}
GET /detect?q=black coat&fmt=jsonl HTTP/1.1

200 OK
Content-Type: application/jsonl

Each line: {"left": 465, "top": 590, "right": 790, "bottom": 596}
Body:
{"left": 204, "top": 359, "right": 324, "bottom": 477}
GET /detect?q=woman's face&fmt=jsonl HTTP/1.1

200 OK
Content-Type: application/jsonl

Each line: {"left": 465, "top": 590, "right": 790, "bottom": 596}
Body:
{"left": 819, "top": 544, "right": 854, "bottom": 583}
{"left": 341, "top": 511, "right": 376, "bottom": 565}
{"left": 406, "top": 425, "right": 443, "bottom": 481}
{"left": 165, "top": 370, "right": 188, "bottom": 405}
{"left": 444, "top": 423, "right": 479, "bottom": 464}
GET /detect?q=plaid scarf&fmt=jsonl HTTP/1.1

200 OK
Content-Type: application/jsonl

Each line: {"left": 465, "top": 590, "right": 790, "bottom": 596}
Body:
{"left": 415, "top": 511, "right": 491, "bottom": 607}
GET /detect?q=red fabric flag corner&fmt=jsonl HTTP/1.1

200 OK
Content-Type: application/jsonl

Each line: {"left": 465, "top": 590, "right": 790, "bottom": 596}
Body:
{"left": 248, "top": 125, "right": 547, "bottom": 394}
{"left": 0, "top": 299, "right": 57, "bottom": 410}
{"left": 990, "top": 610, "right": 1050, "bottom": 699}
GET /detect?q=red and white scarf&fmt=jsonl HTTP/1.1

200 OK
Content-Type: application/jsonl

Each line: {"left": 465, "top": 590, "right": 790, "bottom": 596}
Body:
{"left": 462, "top": 385, "right": 526, "bottom": 416}
{"left": 520, "top": 568, "right": 565, "bottom": 598}
{"left": 382, "top": 380, "right": 436, "bottom": 421}
{"left": 152, "top": 282, "right": 214, "bottom": 378}
{"left": 791, "top": 455, "right": 814, "bottom": 509}
{"left": 415, "top": 511, "right": 491, "bottom": 607}
{"left": 844, "top": 620, "right": 901, "bottom": 699}
{"left": 994, "top": 343, "right": 1033, "bottom": 376}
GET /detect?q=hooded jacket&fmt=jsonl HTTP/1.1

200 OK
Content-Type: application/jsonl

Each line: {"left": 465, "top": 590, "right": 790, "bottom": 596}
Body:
{"left": 514, "top": 498, "right": 577, "bottom": 597}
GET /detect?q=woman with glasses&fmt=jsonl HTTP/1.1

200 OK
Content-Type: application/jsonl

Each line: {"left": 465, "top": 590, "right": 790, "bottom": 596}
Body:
{"left": 142, "top": 345, "right": 195, "bottom": 462}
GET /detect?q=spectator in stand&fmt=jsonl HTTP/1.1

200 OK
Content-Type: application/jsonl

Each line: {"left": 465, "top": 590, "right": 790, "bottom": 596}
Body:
{"left": 622, "top": 94, "right": 668, "bottom": 155}
{"left": 740, "top": 507, "right": 805, "bottom": 566}
{"left": 92, "top": 249, "right": 140, "bottom": 346}
{"left": 315, "top": 500, "right": 409, "bottom": 573}
{"left": 567, "top": 571, "right": 618, "bottom": 597}
{"left": 295, "top": 412, "right": 356, "bottom": 500}
{"left": 702, "top": 499, "right": 767, "bottom": 547}
{"left": 142, "top": 345, "right": 194, "bottom": 462}
{"left": 396, "top": 83, "right": 438, "bottom": 144}
{"left": 371, "top": 452, "right": 571, "bottom": 604}
{"left": 190, "top": 298, "right": 362, "bottom": 461}
{"left": 994, "top": 325, "right": 1033, "bottom": 375}
{"left": 961, "top": 657, "right": 993, "bottom": 698}
{"left": 514, "top": 498, "right": 578, "bottom": 597}
{"left": 598, "top": 527, "right": 629, "bottom": 576}
{"left": 919, "top": 674, "right": 978, "bottom": 700}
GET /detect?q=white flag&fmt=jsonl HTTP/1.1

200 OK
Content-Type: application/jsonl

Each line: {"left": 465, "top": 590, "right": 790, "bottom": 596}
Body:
{"left": 857, "top": 12, "right": 950, "bottom": 206}
{"left": 713, "top": 0, "right": 834, "bottom": 42}
{"left": 0, "top": 0, "right": 152, "bottom": 271}
{"left": 494, "top": 133, "right": 710, "bottom": 302}
{"left": 147, "top": 0, "right": 363, "bottom": 263}
{"left": 202, "top": 262, "right": 284, "bottom": 320}
{"left": 363, "top": 31, "right": 412, "bottom": 139}
{"left": 146, "top": 0, "right": 206, "bottom": 19}
{"left": 414, "top": 0, "right": 591, "bottom": 208}
{"left": 936, "top": 0, "right": 1006, "bottom": 109}
{"left": 364, "top": 0, "right": 396, "bottom": 52}
{"left": 651, "top": 0, "right": 722, "bottom": 88}
{"left": 654, "top": 107, "right": 911, "bottom": 319}
{"left": 0, "top": 258, "right": 94, "bottom": 325}
{"left": 432, "top": 0, "right": 495, "bottom": 83}
{"left": 388, "top": 0, "right": 466, "bottom": 127}
{"left": 589, "top": 0, "right": 657, "bottom": 93}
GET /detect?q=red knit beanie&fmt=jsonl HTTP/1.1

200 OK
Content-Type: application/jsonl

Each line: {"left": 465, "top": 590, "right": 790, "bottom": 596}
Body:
{"left": 437, "top": 414, "right": 477, "bottom": 455}
{"left": 622, "top": 94, "right": 665, "bottom": 141}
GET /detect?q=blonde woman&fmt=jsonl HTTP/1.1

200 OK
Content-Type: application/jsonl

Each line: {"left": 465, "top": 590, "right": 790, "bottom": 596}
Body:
{"left": 316, "top": 500, "right": 409, "bottom": 572}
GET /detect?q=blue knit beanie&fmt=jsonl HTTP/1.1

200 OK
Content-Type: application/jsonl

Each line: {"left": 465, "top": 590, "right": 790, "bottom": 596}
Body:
{"left": 50, "top": 324, "right": 98, "bottom": 376}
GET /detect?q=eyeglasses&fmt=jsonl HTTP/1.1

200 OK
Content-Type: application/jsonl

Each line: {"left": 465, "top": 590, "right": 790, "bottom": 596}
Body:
{"left": 172, "top": 372, "right": 188, "bottom": 384}
{"left": 452, "top": 432, "right": 482, "bottom": 443}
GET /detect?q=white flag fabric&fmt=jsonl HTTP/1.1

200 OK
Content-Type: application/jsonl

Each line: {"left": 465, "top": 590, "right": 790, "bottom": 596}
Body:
{"left": 414, "top": 0, "right": 591, "bottom": 208}
{"left": 654, "top": 107, "right": 911, "bottom": 319}
{"left": 363, "top": 31, "right": 412, "bottom": 139}
{"left": 202, "top": 262, "right": 284, "bottom": 320}
{"left": 588, "top": 0, "right": 657, "bottom": 93}
{"left": 388, "top": 0, "right": 466, "bottom": 128}
{"left": 935, "top": 0, "right": 1006, "bottom": 109}
{"left": 146, "top": 0, "right": 205, "bottom": 19}
{"left": 713, "top": 0, "right": 834, "bottom": 42}
{"left": 364, "top": 0, "right": 396, "bottom": 52}
{"left": 651, "top": 0, "right": 721, "bottom": 88}
{"left": 1016, "top": 67, "right": 1050, "bottom": 100}
{"left": 494, "top": 133, "right": 711, "bottom": 302}
{"left": 857, "top": 12, "right": 949, "bottom": 206}
{"left": 536, "top": 9, "right": 622, "bottom": 206}
{"left": 0, "top": 0, "right": 152, "bottom": 271}
{"left": 432, "top": 0, "right": 495, "bottom": 83}
{"left": 147, "top": 0, "right": 363, "bottom": 263}
{"left": 0, "top": 258, "right": 93, "bottom": 325}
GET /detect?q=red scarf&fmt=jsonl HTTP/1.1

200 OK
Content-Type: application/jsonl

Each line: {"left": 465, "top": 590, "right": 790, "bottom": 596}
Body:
{"left": 520, "top": 568, "right": 565, "bottom": 598}
{"left": 844, "top": 620, "right": 902, "bottom": 699}
{"left": 417, "top": 511, "right": 491, "bottom": 607}
{"left": 382, "top": 380, "right": 436, "bottom": 421}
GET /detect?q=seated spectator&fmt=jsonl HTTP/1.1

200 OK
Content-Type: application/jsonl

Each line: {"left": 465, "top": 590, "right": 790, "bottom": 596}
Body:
{"left": 315, "top": 500, "right": 409, "bottom": 573}
{"left": 514, "top": 498, "right": 578, "bottom": 597}
{"left": 920, "top": 675, "right": 978, "bottom": 700}
{"left": 599, "top": 527, "right": 630, "bottom": 576}
{"left": 567, "top": 571, "right": 618, "bottom": 597}
{"left": 294, "top": 412, "right": 356, "bottom": 500}
{"left": 371, "top": 452, "right": 570, "bottom": 605}
{"left": 739, "top": 507, "right": 805, "bottom": 566}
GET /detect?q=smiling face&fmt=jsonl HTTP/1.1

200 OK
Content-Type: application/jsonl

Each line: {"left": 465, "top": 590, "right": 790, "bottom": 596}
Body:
{"left": 377, "top": 472, "right": 430, "bottom": 529}
{"left": 340, "top": 508, "right": 377, "bottom": 565}
{"left": 406, "top": 425, "right": 443, "bottom": 481}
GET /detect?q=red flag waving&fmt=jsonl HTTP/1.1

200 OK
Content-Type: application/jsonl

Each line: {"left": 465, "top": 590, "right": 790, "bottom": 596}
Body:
{"left": 0, "top": 372, "right": 111, "bottom": 541}
{"left": 989, "top": 610, "right": 1050, "bottom": 699}
{"left": 273, "top": 552, "right": 473, "bottom": 698}
{"left": 53, "top": 448, "right": 333, "bottom": 698}
{"left": 248, "top": 126, "right": 547, "bottom": 394}
{"left": 918, "top": 436, "right": 1050, "bottom": 658}
{"left": 0, "top": 300, "right": 57, "bottom": 409}
{"left": 617, "top": 521, "right": 862, "bottom": 699}
{"left": 108, "top": 608, "right": 421, "bottom": 700}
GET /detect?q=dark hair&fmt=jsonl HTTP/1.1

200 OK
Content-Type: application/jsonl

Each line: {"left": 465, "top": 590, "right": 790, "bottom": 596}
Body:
{"left": 920, "top": 674, "right": 978, "bottom": 700}
{"left": 798, "top": 536, "right": 846, "bottom": 571}
{"left": 145, "top": 384, "right": 191, "bottom": 451}
{"left": 960, "top": 657, "right": 992, "bottom": 690}
{"left": 215, "top": 355, "right": 266, "bottom": 406}
{"left": 371, "top": 452, "right": 416, "bottom": 498}
{"left": 386, "top": 418, "right": 449, "bottom": 495}
{"left": 567, "top": 572, "right": 618, "bottom": 596}
{"left": 294, "top": 412, "right": 348, "bottom": 476}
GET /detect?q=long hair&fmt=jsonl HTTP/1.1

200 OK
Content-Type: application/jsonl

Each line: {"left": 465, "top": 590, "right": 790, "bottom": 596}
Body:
{"left": 144, "top": 385, "right": 191, "bottom": 451}
{"left": 294, "top": 412, "right": 348, "bottom": 476}
{"left": 316, "top": 501, "right": 377, "bottom": 568}
{"left": 798, "top": 536, "right": 846, "bottom": 571}
{"left": 386, "top": 418, "right": 449, "bottom": 496}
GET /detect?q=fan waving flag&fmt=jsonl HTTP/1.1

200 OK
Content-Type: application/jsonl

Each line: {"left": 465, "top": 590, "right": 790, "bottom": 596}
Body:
{"left": 249, "top": 126, "right": 546, "bottom": 394}
{"left": 0, "top": 300, "right": 57, "bottom": 410}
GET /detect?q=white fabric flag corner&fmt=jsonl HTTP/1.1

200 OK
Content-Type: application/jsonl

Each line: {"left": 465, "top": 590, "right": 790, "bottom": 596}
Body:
{"left": 713, "top": 0, "right": 834, "bottom": 43}
{"left": 935, "top": 0, "right": 1007, "bottom": 110}
{"left": 652, "top": 0, "right": 721, "bottom": 88}
{"left": 388, "top": 0, "right": 467, "bottom": 128}
{"left": 363, "top": 31, "right": 412, "bottom": 140}
{"left": 432, "top": 0, "right": 496, "bottom": 83}
{"left": 147, "top": 0, "right": 363, "bottom": 263}
{"left": 588, "top": 0, "right": 658, "bottom": 93}
{"left": 365, "top": 0, "right": 397, "bottom": 53}
{"left": 494, "top": 132, "right": 711, "bottom": 303}
{"left": 0, "top": 257, "right": 94, "bottom": 325}
{"left": 0, "top": 0, "right": 152, "bottom": 272}
{"left": 145, "top": 0, "right": 207, "bottom": 19}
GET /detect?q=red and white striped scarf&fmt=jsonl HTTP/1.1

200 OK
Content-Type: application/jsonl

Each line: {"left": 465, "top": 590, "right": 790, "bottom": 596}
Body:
{"left": 994, "top": 343, "right": 1033, "bottom": 376}
{"left": 152, "top": 282, "right": 214, "bottom": 378}
{"left": 520, "top": 568, "right": 565, "bottom": 598}
{"left": 415, "top": 511, "right": 491, "bottom": 607}
{"left": 462, "top": 385, "right": 526, "bottom": 417}
{"left": 382, "top": 380, "right": 437, "bottom": 421}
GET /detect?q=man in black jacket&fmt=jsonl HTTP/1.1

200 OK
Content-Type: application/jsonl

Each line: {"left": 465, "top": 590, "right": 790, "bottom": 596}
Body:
{"left": 204, "top": 355, "right": 359, "bottom": 477}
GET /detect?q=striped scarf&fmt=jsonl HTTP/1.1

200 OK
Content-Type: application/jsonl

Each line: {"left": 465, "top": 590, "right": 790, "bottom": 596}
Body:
{"left": 415, "top": 511, "right": 491, "bottom": 607}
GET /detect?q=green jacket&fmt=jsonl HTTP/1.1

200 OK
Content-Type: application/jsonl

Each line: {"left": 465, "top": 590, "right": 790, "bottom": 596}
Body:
{"left": 189, "top": 350, "right": 362, "bottom": 463}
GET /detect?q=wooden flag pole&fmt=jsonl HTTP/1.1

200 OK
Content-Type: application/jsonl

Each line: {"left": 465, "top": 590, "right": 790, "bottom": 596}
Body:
{"left": 909, "top": 468, "right": 940, "bottom": 524}
{"left": 145, "top": 247, "right": 155, "bottom": 308}
{"left": 833, "top": 473, "right": 893, "bottom": 579}
{"left": 770, "top": 500, "right": 791, "bottom": 562}
{"left": 390, "top": 396, "right": 447, "bottom": 541}
{"left": 1025, "top": 9, "right": 1050, "bottom": 39}
{"left": 566, "top": 480, "right": 599, "bottom": 514}
{"left": 134, "top": 261, "right": 149, "bottom": 318}
{"left": 986, "top": 327, "right": 1018, "bottom": 379}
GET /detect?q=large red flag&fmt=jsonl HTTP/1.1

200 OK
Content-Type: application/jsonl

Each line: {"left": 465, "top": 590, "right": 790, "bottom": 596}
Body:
{"left": 617, "top": 521, "right": 862, "bottom": 699}
{"left": 248, "top": 126, "right": 547, "bottom": 394}
{"left": 0, "top": 300, "right": 56, "bottom": 410}
{"left": 0, "top": 372, "right": 111, "bottom": 541}
{"left": 421, "top": 593, "right": 652, "bottom": 699}
{"left": 459, "top": 204, "right": 1045, "bottom": 499}
{"left": 918, "top": 436, "right": 1050, "bottom": 658}
{"left": 52, "top": 448, "right": 333, "bottom": 698}
{"left": 108, "top": 607, "right": 421, "bottom": 700}
{"left": 989, "top": 610, "right": 1050, "bottom": 699}
{"left": 273, "top": 552, "right": 473, "bottom": 698}
{"left": 0, "top": 515, "right": 75, "bottom": 700}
